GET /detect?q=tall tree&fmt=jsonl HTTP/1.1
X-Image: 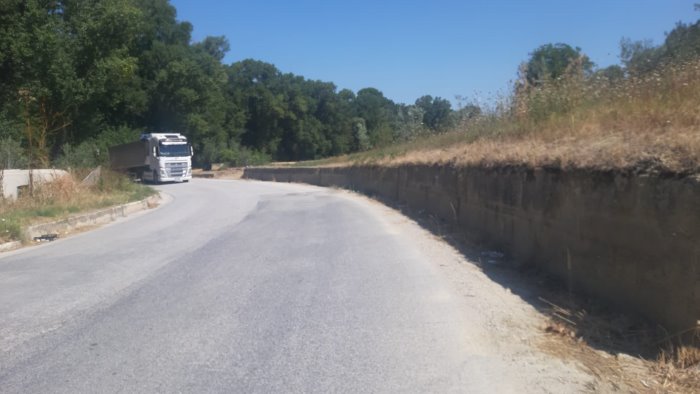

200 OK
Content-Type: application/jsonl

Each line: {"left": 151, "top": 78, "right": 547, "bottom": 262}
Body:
{"left": 619, "top": 38, "right": 661, "bottom": 75}
{"left": 0, "top": 0, "right": 85, "bottom": 165}
{"left": 414, "top": 95, "right": 453, "bottom": 131}
{"left": 355, "top": 88, "right": 395, "bottom": 147}
{"left": 525, "top": 43, "right": 594, "bottom": 86}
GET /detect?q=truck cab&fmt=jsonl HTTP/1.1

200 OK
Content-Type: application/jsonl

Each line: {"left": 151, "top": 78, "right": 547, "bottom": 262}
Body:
{"left": 140, "top": 133, "right": 193, "bottom": 183}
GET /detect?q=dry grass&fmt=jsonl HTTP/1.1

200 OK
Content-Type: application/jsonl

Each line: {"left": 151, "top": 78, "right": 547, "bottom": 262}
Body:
{"left": 656, "top": 346, "right": 700, "bottom": 391}
{"left": 308, "top": 59, "right": 700, "bottom": 174}
{"left": 538, "top": 294, "right": 700, "bottom": 392}
{"left": 0, "top": 170, "right": 155, "bottom": 243}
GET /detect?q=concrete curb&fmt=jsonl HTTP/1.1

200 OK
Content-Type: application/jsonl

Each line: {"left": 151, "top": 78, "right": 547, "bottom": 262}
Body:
{"left": 0, "top": 241, "right": 22, "bottom": 253}
{"left": 0, "top": 193, "right": 162, "bottom": 253}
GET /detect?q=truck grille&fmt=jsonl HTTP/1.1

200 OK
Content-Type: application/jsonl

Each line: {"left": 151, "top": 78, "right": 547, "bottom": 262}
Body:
{"left": 165, "top": 162, "right": 187, "bottom": 177}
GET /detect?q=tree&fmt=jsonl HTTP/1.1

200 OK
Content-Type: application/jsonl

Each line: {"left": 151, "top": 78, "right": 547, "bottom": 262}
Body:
{"left": 1, "top": 0, "right": 88, "bottom": 166}
{"left": 355, "top": 88, "right": 395, "bottom": 147}
{"left": 226, "top": 59, "right": 286, "bottom": 155}
{"left": 452, "top": 104, "right": 481, "bottom": 126}
{"left": 323, "top": 88, "right": 355, "bottom": 155}
{"left": 196, "top": 36, "right": 230, "bottom": 61}
{"left": 67, "top": 0, "right": 149, "bottom": 137}
{"left": 661, "top": 19, "right": 700, "bottom": 62}
{"left": 594, "top": 65, "right": 625, "bottom": 84}
{"left": 0, "top": 0, "right": 233, "bottom": 166}
{"left": 619, "top": 38, "right": 661, "bottom": 75}
{"left": 414, "top": 95, "right": 453, "bottom": 131}
{"left": 0, "top": 137, "right": 28, "bottom": 169}
{"left": 618, "top": 6, "right": 700, "bottom": 76}
{"left": 352, "top": 117, "right": 370, "bottom": 151}
{"left": 393, "top": 104, "right": 425, "bottom": 141}
{"left": 525, "top": 43, "right": 594, "bottom": 85}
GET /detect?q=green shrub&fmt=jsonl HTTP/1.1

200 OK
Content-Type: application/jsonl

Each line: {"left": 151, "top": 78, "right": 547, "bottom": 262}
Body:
{"left": 55, "top": 126, "right": 142, "bottom": 170}
{"left": 0, "top": 217, "right": 21, "bottom": 242}
{"left": 0, "top": 137, "right": 28, "bottom": 169}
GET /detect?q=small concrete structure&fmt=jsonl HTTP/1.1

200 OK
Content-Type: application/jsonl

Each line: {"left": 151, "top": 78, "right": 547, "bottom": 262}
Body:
{"left": 1, "top": 169, "right": 69, "bottom": 199}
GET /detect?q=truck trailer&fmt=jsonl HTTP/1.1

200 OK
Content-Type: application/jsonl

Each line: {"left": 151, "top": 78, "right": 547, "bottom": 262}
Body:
{"left": 109, "top": 133, "right": 193, "bottom": 183}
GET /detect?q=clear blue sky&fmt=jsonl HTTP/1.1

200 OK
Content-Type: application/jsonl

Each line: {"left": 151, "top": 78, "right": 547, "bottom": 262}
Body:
{"left": 170, "top": 0, "right": 697, "bottom": 106}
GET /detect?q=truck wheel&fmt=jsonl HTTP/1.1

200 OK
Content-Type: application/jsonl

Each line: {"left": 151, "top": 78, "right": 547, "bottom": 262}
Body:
{"left": 152, "top": 170, "right": 158, "bottom": 184}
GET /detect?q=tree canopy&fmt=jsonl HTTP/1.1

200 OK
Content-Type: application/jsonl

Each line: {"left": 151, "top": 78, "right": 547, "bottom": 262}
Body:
{"left": 621, "top": 16, "right": 700, "bottom": 75}
{"left": 0, "top": 0, "right": 465, "bottom": 167}
{"left": 524, "top": 43, "right": 595, "bottom": 87}
{"left": 5, "top": 2, "right": 696, "bottom": 169}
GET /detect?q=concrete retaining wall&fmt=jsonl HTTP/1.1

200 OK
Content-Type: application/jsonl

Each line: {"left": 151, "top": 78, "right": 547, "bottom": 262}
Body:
{"left": 1, "top": 169, "right": 69, "bottom": 199}
{"left": 244, "top": 165, "right": 700, "bottom": 335}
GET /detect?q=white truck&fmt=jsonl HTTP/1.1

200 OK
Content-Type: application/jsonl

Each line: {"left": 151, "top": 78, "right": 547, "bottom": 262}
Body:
{"left": 109, "top": 133, "right": 193, "bottom": 183}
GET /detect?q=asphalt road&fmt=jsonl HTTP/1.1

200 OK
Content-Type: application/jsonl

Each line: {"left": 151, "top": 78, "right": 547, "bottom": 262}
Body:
{"left": 0, "top": 179, "right": 596, "bottom": 393}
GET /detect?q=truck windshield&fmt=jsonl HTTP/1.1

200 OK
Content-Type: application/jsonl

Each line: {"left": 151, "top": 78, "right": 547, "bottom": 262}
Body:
{"left": 159, "top": 143, "right": 191, "bottom": 157}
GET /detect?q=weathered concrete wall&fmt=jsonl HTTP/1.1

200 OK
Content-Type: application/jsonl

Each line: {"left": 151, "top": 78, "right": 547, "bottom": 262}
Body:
{"left": 244, "top": 165, "right": 700, "bottom": 335}
{"left": 1, "top": 169, "right": 69, "bottom": 199}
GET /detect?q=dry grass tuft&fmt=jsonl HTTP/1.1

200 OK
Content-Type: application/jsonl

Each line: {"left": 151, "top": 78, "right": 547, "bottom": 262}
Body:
{"left": 539, "top": 295, "right": 700, "bottom": 392}
{"left": 655, "top": 345, "right": 700, "bottom": 391}
{"left": 31, "top": 174, "right": 82, "bottom": 205}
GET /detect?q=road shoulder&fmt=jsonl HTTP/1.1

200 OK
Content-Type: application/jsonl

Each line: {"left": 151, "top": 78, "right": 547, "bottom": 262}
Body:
{"left": 0, "top": 193, "right": 171, "bottom": 256}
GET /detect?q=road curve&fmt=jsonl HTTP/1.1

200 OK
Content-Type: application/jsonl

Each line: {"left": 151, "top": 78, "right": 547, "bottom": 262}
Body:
{"left": 0, "top": 179, "right": 597, "bottom": 393}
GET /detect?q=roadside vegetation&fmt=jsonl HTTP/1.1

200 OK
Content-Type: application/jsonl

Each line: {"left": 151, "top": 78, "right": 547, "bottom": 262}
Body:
{"left": 303, "top": 14, "right": 700, "bottom": 174}
{"left": 0, "top": 0, "right": 464, "bottom": 170}
{"left": 3, "top": 1, "right": 696, "bottom": 174}
{"left": 0, "top": 170, "right": 155, "bottom": 243}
